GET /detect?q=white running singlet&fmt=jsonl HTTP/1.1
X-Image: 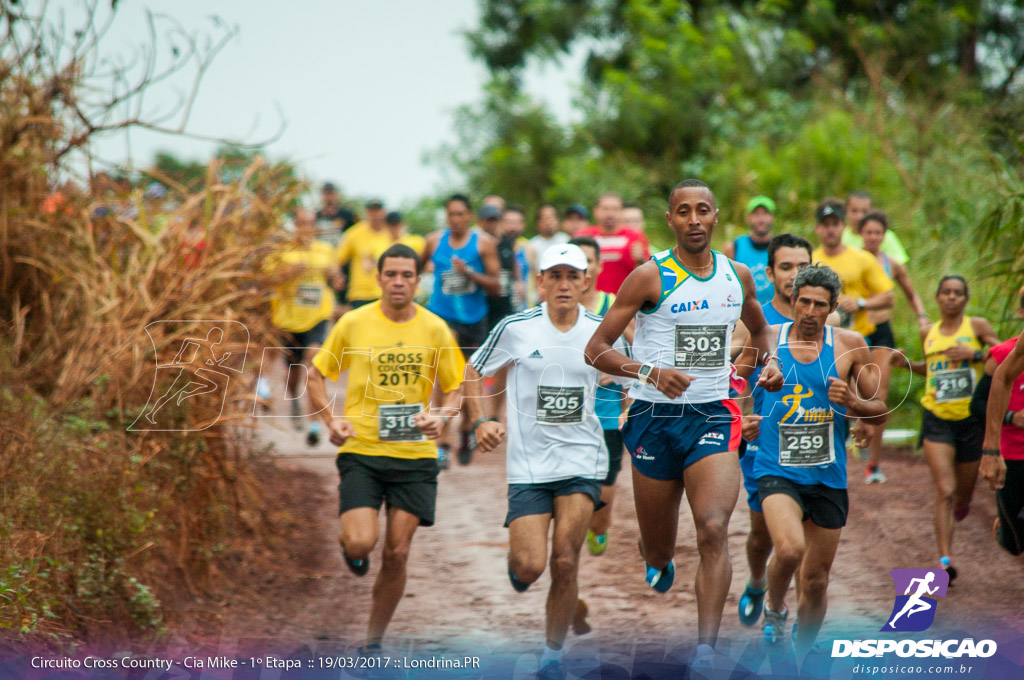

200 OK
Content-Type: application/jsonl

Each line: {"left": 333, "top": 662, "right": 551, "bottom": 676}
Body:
{"left": 630, "top": 249, "right": 744, "bottom": 405}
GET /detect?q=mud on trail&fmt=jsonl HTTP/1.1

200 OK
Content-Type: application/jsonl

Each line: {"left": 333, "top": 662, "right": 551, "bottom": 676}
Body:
{"left": 174, "top": 403, "right": 1024, "bottom": 662}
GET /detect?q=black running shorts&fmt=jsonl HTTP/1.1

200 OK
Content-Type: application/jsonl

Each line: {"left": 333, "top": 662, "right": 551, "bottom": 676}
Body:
{"left": 336, "top": 453, "right": 439, "bottom": 527}
{"left": 918, "top": 409, "right": 983, "bottom": 463}
{"left": 757, "top": 475, "right": 849, "bottom": 530}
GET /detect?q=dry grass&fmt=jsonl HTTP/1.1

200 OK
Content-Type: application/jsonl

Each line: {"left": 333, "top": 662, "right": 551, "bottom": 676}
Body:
{"left": 1, "top": 116, "right": 305, "bottom": 640}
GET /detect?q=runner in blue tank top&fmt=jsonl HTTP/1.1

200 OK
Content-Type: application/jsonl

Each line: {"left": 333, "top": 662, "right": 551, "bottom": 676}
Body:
{"left": 746, "top": 265, "right": 885, "bottom": 653}
{"left": 729, "top": 233, "right": 815, "bottom": 627}
{"left": 724, "top": 195, "right": 776, "bottom": 304}
{"left": 586, "top": 179, "right": 784, "bottom": 661}
{"left": 422, "top": 194, "right": 502, "bottom": 466}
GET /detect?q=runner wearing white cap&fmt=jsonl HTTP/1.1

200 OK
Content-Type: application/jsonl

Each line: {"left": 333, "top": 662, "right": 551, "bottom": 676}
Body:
{"left": 464, "top": 243, "right": 629, "bottom": 680}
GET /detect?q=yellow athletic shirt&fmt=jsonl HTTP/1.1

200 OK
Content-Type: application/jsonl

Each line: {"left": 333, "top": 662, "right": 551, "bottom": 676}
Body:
{"left": 336, "top": 221, "right": 391, "bottom": 301}
{"left": 268, "top": 240, "right": 336, "bottom": 333}
{"left": 811, "top": 246, "right": 893, "bottom": 337}
{"left": 312, "top": 302, "right": 466, "bottom": 459}
{"left": 373, "top": 233, "right": 426, "bottom": 259}
{"left": 920, "top": 316, "right": 982, "bottom": 421}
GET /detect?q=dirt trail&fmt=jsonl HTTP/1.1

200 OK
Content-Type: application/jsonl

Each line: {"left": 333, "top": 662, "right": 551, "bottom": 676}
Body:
{"left": 190, "top": 366, "right": 1024, "bottom": 664}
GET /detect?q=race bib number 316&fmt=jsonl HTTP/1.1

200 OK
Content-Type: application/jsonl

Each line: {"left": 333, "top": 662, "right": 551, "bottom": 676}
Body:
{"left": 378, "top": 404, "right": 426, "bottom": 443}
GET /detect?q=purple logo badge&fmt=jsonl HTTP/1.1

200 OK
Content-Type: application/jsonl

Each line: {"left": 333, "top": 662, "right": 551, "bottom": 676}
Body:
{"left": 881, "top": 568, "right": 949, "bottom": 632}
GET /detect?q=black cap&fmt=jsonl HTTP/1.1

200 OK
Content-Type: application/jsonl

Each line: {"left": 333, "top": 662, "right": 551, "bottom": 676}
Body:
{"left": 479, "top": 204, "right": 502, "bottom": 220}
{"left": 321, "top": 182, "right": 337, "bottom": 192}
{"left": 565, "top": 204, "right": 590, "bottom": 219}
{"left": 366, "top": 199, "right": 384, "bottom": 210}
{"left": 385, "top": 211, "right": 402, "bottom": 225}
{"left": 815, "top": 202, "right": 845, "bottom": 222}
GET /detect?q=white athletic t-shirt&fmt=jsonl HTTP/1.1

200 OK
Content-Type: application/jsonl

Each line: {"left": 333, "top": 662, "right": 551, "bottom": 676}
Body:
{"left": 470, "top": 303, "right": 629, "bottom": 484}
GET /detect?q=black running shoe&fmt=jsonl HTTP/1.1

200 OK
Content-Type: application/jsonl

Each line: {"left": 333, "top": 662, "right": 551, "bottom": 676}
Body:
{"left": 508, "top": 565, "right": 530, "bottom": 592}
{"left": 342, "top": 549, "right": 370, "bottom": 576}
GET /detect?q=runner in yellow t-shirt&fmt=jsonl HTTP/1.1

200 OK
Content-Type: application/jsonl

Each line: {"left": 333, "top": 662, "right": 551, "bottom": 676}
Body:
{"left": 337, "top": 201, "right": 391, "bottom": 307}
{"left": 307, "top": 243, "right": 466, "bottom": 653}
{"left": 811, "top": 198, "right": 894, "bottom": 338}
{"left": 266, "top": 208, "right": 341, "bottom": 445}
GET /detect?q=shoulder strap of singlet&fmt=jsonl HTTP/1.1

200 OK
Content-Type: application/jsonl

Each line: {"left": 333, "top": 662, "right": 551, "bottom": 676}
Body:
{"left": 778, "top": 322, "right": 791, "bottom": 348}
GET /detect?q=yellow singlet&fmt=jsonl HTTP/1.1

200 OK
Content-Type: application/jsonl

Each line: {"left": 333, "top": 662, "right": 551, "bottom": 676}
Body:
{"left": 920, "top": 316, "right": 982, "bottom": 421}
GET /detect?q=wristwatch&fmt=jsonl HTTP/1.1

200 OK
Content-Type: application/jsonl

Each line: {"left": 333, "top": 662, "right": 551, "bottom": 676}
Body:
{"left": 856, "top": 297, "right": 867, "bottom": 310}
{"left": 637, "top": 363, "right": 655, "bottom": 386}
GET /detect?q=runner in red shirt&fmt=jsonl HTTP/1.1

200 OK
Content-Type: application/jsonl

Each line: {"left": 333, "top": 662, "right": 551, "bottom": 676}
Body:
{"left": 975, "top": 287, "right": 1024, "bottom": 556}
{"left": 576, "top": 192, "right": 649, "bottom": 293}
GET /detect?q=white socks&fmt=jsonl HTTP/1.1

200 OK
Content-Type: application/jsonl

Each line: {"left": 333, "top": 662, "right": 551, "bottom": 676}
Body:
{"left": 539, "top": 645, "right": 563, "bottom": 667}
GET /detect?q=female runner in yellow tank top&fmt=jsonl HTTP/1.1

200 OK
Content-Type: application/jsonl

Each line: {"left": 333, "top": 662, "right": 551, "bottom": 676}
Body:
{"left": 911, "top": 275, "right": 999, "bottom": 582}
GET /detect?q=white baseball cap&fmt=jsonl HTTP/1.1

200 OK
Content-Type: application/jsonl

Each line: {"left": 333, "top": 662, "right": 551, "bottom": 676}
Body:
{"left": 539, "top": 243, "right": 589, "bottom": 272}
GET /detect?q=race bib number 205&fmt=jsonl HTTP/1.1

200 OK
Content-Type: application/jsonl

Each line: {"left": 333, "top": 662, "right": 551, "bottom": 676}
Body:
{"left": 536, "top": 386, "right": 584, "bottom": 425}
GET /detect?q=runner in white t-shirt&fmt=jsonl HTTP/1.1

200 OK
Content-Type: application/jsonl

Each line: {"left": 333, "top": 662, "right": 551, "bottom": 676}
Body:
{"left": 463, "top": 244, "right": 628, "bottom": 680}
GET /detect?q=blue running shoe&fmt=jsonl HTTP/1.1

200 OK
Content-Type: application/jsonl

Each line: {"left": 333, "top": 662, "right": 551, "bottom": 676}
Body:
{"left": 537, "top": 659, "right": 564, "bottom": 680}
{"left": 738, "top": 582, "right": 767, "bottom": 626}
{"left": 645, "top": 560, "right": 675, "bottom": 592}
{"left": 509, "top": 566, "right": 530, "bottom": 592}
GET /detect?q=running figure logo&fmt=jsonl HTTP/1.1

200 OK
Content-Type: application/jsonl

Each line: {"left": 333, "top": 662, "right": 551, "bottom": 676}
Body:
{"left": 881, "top": 568, "right": 950, "bottom": 632}
{"left": 131, "top": 321, "right": 249, "bottom": 431}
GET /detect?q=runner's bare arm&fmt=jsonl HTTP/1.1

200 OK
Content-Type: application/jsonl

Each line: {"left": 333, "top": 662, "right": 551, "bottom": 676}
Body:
{"left": 982, "top": 328, "right": 1024, "bottom": 490}
{"left": 421, "top": 231, "right": 440, "bottom": 265}
{"left": 735, "top": 262, "right": 782, "bottom": 390}
{"left": 893, "top": 262, "right": 927, "bottom": 319}
{"left": 471, "top": 233, "right": 502, "bottom": 296}
{"left": 972, "top": 317, "right": 1000, "bottom": 352}
{"left": 462, "top": 363, "right": 505, "bottom": 451}
{"left": 584, "top": 263, "right": 695, "bottom": 399}
{"left": 414, "top": 386, "right": 461, "bottom": 440}
{"left": 833, "top": 331, "right": 886, "bottom": 422}
{"left": 731, "top": 321, "right": 759, "bottom": 379}
{"left": 308, "top": 364, "right": 354, "bottom": 445}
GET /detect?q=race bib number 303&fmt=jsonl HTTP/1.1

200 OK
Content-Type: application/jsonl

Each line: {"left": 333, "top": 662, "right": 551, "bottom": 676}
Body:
{"left": 933, "top": 367, "right": 974, "bottom": 403}
{"left": 779, "top": 422, "right": 834, "bottom": 467}
{"left": 536, "top": 386, "right": 585, "bottom": 425}
{"left": 674, "top": 324, "right": 727, "bottom": 369}
{"left": 378, "top": 403, "right": 426, "bottom": 443}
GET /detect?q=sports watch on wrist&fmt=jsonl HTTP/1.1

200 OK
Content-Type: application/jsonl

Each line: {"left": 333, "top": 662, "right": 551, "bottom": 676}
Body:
{"left": 637, "top": 363, "right": 655, "bottom": 386}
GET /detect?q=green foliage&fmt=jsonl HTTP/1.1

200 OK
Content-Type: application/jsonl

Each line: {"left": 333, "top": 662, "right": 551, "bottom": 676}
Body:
{"left": 443, "top": 0, "right": 1024, "bottom": 426}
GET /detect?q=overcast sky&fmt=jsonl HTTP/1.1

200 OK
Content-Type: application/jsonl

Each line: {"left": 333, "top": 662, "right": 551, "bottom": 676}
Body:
{"left": 76, "top": 0, "right": 584, "bottom": 208}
